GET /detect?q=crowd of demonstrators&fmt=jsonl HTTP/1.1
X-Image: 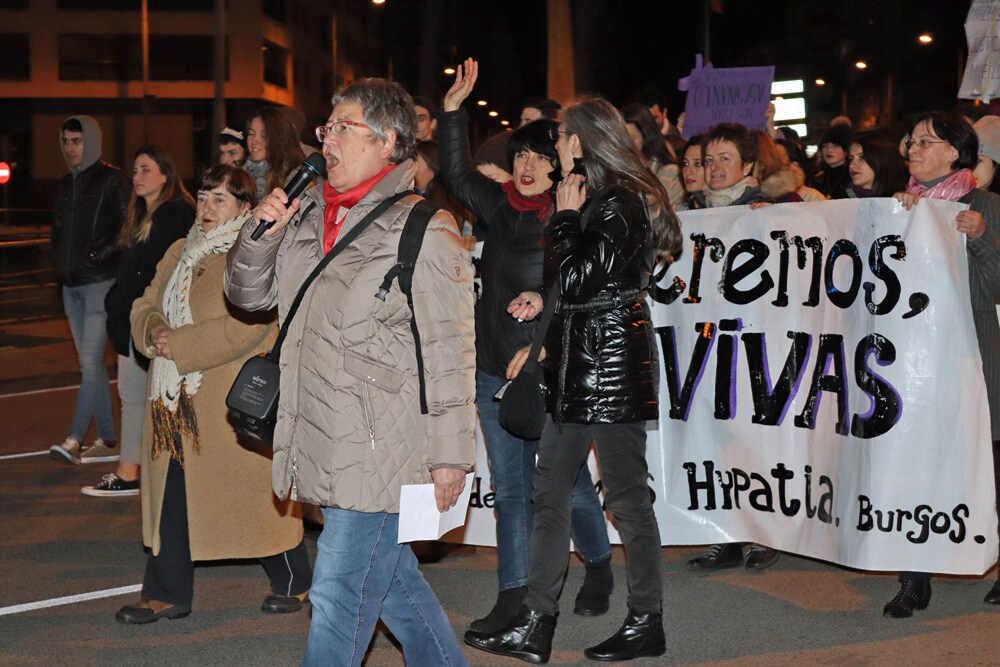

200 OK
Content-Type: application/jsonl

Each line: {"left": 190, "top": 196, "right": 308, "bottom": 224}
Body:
{"left": 116, "top": 163, "right": 311, "bottom": 624}
{"left": 438, "top": 59, "right": 614, "bottom": 638}
{"left": 49, "top": 116, "right": 127, "bottom": 465}
{"left": 85, "top": 147, "right": 194, "bottom": 497}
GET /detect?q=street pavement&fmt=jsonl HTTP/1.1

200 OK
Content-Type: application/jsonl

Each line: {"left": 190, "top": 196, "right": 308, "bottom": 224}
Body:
{"left": 1, "top": 315, "right": 999, "bottom": 666}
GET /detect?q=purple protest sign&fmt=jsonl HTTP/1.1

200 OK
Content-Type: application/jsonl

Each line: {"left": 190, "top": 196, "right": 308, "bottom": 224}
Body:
{"left": 679, "top": 56, "right": 774, "bottom": 139}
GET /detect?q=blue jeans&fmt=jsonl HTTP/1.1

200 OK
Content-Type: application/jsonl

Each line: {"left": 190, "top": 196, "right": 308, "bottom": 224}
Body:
{"left": 62, "top": 280, "right": 116, "bottom": 442}
{"left": 302, "top": 509, "right": 468, "bottom": 667}
{"left": 477, "top": 370, "right": 611, "bottom": 591}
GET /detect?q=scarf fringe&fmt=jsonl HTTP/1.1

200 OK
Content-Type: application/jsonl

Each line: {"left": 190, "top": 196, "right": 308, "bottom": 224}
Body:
{"left": 151, "top": 384, "right": 201, "bottom": 466}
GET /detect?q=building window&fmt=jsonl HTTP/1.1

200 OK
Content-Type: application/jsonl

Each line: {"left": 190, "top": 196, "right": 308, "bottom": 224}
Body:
{"left": 0, "top": 33, "right": 30, "bottom": 80}
{"left": 262, "top": 40, "right": 288, "bottom": 88}
{"left": 58, "top": 34, "right": 219, "bottom": 81}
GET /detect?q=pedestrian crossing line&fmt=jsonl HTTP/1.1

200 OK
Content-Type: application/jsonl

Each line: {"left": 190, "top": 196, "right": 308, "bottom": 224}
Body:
{"left": 0, "top": 450, "right": 48, "bottom": 460}
{"left": 0, "top": 584, "right": 142, "bottom": 616}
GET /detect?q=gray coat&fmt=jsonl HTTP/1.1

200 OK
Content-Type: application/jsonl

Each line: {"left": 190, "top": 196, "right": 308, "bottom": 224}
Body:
{"left": 224, "top": 161, "right": 477, "bottom": 512}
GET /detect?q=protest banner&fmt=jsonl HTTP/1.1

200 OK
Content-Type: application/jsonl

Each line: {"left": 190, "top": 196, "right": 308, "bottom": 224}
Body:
{"left": 959, "top": 0, "right": 1000, "bottom": 102}
{"left": 447, "top": 198, "right": 998, "bottom": 576}
{"left": 679, "top": 56, "right": 774, "bottom": 139}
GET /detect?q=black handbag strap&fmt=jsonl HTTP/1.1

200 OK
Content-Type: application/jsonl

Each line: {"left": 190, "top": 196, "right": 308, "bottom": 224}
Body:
{"left": 268, "top": 190, "right": 410, "bottom": 359}
{"left": 521, "top": 281, "right": 561, "bottom": 374}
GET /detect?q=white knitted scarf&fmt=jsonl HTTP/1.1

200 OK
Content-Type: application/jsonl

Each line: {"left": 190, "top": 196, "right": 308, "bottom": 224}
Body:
{"left": 705, "top": 176, "right": 754, "bottom": 208}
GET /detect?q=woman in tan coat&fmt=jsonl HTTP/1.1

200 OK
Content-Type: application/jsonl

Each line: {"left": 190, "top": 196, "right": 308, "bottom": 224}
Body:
{"left": 116, "top": 164, "right": 310, "bottom": 624}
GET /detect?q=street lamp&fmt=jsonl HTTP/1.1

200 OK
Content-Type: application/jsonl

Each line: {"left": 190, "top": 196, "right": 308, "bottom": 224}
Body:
{"left": 488, "top": 111, "right": 498, "bottom": 117}
{"left": 815, "top": 78, "right": 826, "bottom": 86}
{"left": 477, "top": 100, "right": 487, "bottom": 106}
{"left": 918, "top": 33, "right": 933, "bottom": 45}
{"left": 855, "top": 61, "right": 868, "bottom": 70}
{"left": 443, "top": 67, "right": 456, "bottom": 75}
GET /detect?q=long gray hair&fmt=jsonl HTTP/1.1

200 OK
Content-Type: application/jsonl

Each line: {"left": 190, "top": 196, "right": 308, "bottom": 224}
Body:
{"left": 561, "top": 96, "right": 682, "bottom": 255}
{"left": 330, "top": 78, "right": 417, "bottom": 164}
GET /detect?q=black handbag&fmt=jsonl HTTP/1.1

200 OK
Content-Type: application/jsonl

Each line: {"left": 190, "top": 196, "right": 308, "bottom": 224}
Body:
{"left": 498, "top": 282, "right": 561, "bottom": 440}
{"left": 227, "top": 191, "right": 408, "bottom": 446}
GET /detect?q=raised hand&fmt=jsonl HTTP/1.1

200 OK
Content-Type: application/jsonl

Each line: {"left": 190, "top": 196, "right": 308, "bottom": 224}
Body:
{"left": 443, "top": 58, "right": 479, "bottom": 112}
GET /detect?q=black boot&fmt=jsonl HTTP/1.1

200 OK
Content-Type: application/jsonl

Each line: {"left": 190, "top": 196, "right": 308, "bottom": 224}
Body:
{"left": 883, "top": 578, "right": 931, "bottom": 618}
{"left": 574, "top": 557, "right": 613, "bottom": 616}
{"left": 584, "top": 607, "right": 666, "bottom": 662}
{"left": 984, "top": 579, "right": 1000, "bottom": 604}
{"left": 687, "top": 543, "right": 744, "bottom": 571}
{"left": 467, "top": 585, "right": 527, "bottom": 634}
{"left": 464, "top": 605, "right": 557, "bottom": 664}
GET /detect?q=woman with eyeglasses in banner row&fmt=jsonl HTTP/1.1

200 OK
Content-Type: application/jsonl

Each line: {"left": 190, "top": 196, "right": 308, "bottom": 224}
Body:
{"left": 456, "top": 58, "right": 683, "bottom": 662}
{"left": 882, "top": 112, "right": 1000, "bottom": 618}
{"left": 437, "top": 59, "right": 615, "bottom": 638}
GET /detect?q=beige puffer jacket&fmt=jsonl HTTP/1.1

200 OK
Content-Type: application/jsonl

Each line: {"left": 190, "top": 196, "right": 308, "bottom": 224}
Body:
{"left": 224, "top": 161, "right": 476, "bottom": 512}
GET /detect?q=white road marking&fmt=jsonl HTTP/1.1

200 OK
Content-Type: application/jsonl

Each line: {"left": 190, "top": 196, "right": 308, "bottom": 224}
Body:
{"left": 0, "top": 450, "right": 48, "bottom": 460}
{"left": 0, "top": 584, "right": 142, "bottom": 616}
{"left": 0, "top": 379, "right": 117, "bottom": 399}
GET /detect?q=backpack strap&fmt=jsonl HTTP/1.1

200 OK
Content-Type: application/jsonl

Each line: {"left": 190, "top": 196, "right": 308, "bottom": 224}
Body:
{"left": 375, "top": 197, "right": 438, "bottom": 414}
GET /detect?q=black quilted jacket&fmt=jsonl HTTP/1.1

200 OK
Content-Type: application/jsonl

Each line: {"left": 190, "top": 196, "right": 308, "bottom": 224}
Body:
{"left": 544, "top": 185, "right": 659, "bottom": 424}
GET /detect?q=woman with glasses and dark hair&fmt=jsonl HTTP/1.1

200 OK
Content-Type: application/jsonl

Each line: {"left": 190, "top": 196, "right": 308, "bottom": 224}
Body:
{"left": 884, "top": 111, "right": 1000, "bottom": 618}
{"left": 116, "top": 164, "right": 311, "bottom": 624}
{"left": 438, "top": 59, "right": 614, "bottom": 638}
{"left": 465, "top": 83, "right": 682, "bottom": 663}
{"left": 621, "top": 103, "right": 685, "bottom": 211}
{"left": 83, "top": 146, "right": 194, "bottom": 496}
{"left": 846, "top": 133, "right": 908, "bottom": 198}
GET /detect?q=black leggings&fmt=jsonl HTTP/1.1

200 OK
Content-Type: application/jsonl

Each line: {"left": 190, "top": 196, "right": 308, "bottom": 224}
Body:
{"left": 142, "top": 457, "right": 312, "bottom": 606}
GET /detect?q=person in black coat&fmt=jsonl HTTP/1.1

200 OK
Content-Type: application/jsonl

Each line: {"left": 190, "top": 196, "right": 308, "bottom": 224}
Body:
{"left": 439, "top": 59, "right": 614, "bottom": 636}
{"left": 80, "top": 146, "right": 194, "bottom": 497}
{"left": 465, "top": 85, "right": 681, "bottom": 664}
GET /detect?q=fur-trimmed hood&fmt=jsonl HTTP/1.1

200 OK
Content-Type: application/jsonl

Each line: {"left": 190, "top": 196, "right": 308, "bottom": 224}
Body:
{"left": 760, "top": 164, "right": 805, "bottom": 199}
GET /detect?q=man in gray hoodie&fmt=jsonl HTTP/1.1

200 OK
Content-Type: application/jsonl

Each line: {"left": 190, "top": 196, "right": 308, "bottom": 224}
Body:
{"left": 49, "top": 116, "right": 127, "bottom": 464}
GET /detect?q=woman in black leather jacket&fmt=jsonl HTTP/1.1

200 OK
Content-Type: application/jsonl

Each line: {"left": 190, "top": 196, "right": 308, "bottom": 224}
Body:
{"left": 465, "top": 92, "right": 681, "bottom": 664}
{"left": 440, "top": 59, "right": 613, "bottom": 637}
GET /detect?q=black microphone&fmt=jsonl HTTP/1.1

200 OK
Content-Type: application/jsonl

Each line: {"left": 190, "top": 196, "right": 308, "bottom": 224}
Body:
{"left": 250, "top": 152, "right": 327, "bottom": 240}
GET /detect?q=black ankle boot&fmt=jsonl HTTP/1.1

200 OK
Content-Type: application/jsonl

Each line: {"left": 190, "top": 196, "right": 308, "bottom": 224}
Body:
{"left": 574, "top": 557, "right": 613, "bottom": 616}
{"left": 584, "top": 607, "right": 666, "bottom": 661}
{"left": 468, "top": 585, "right": 527, "bottom": 634}
{"left": 464, "top": 605, "right": 557, "bottom": 664}
{"left": 883, "top": 578, "right": 931, "bottom": 618}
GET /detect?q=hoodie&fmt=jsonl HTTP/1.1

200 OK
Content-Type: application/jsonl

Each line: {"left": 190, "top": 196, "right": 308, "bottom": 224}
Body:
{"left": 51, "top": 115, "right": 128, "bottom": 286}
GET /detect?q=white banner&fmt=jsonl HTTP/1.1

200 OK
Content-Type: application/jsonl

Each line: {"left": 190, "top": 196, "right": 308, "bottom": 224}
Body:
{"left": 445, "top": 199, "right": 998, "bottom": 575}
{"left": 959, "top": 0, "right": 1000, "bottom": 102}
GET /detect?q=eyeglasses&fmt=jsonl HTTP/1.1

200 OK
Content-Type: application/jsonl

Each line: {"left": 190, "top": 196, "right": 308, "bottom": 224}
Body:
{"left": 904, "top": 138, "right": 949, "bottom": 151}
{"left": 547, "top": 127, "right": 568, "bottom": 141}
{"left": 315, "top": 119, "right": 371, "bottom": 142}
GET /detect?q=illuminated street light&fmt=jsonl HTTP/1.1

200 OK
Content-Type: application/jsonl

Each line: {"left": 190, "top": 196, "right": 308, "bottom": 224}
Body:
{"left": 855, "top": 61, "right": 868, "bottom": 70}
{"left": 500, "top": 120, "right": 510, "bottom": 126}
{"left": 488, "top": 110, "right": 498, "bottom": 117}
{"left": 918, "top": 33, "right": 933, "bottom": 44}
{"left": 477, "top": 100, "right": 487, "bottom": 106}
{"left": 443, "top": 67, "right": 456, "bottom": 75}
{"left": 372, "top": 0, "right": 385, "bottom": 4}
{"left": 815, "top": 78, "right": 826, "bottom": 86}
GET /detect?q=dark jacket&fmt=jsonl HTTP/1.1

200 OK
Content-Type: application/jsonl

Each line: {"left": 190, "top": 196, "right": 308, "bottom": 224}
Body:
{"left": 544, "top": 185, "right": 659, "bottom": 424}
{"left": 813, "top": 163, "right": 850, "bottom": 200}
{"left": 104, "top": 198, "right": 194, "bottom": 364}
{"left": 438, "top": 109, "right": 548, "bottom": 378}
{"left": 51, "top": 160, "right": 128, "bottom": 286}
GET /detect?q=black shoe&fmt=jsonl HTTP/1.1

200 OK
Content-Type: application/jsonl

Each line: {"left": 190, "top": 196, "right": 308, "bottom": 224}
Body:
{"left": 883, "top": 578, "right": 931, "bottom": 618}
{"left": 469, "top": 585, "right": 527, "bottom": 634}
{"left": 984, "top": 580, "right": 1000, "bottom": 604}
{"left": 464, "top": 605, "right": 557, "bottom": 664}
{"left": 745, "top": 544, "right": 780, "bottom": 570}
{"left": 261, "top": 591, "right": 308, "bottom": 614}
{"left": 115, "top": 599, "right": 191, "bottom": 624}
{"left": 574, "top": 557, "right": 613, "bottom": 616}
{"left": 584, "top": 607, "right": 666, "bottom": 662}
{"left": 687, "top": 543, "right": 744, "bottom": 571}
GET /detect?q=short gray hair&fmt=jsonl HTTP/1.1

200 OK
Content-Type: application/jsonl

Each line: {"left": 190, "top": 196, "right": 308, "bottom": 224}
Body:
{"left": 330, "top": 78, "right": 417, "bottom": 164}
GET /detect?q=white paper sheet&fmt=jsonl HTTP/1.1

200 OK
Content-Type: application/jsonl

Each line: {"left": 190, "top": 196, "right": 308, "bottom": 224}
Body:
{"left": 398, "top": 472, "right": 474, "bottom": 543}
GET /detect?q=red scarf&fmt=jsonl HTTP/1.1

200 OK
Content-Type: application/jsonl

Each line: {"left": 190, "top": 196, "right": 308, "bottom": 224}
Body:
{"left": 501, "top": 180, "right": 552, "bottom": 221}
{"left": 323, "top": 164, "right": 396, "bottom": 252}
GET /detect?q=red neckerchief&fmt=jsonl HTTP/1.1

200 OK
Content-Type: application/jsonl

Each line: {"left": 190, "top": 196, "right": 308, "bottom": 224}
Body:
{"left": 322, "top": 164, "right": 396, "bottom": 252}
{"left": 501, "top": 179, "right": 552, "bottom": 221}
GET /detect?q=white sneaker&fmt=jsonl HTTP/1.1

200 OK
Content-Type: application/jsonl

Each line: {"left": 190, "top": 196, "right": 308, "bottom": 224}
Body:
{"left": 50, "top": 437, "right": 82, "bottom": 464}
{"left": 80, "top": 438, "right": 121, "bottom": 463}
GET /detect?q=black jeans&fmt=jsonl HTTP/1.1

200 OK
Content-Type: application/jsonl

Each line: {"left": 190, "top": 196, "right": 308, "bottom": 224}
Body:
{"left": 143, "top": 457, "right": 312, "bottom": 606}
{"left": 525, "top": 417, "right": 662, "bottom": 614}
{"left": 902, "top": 438, "right": 1000, "bottom": 585}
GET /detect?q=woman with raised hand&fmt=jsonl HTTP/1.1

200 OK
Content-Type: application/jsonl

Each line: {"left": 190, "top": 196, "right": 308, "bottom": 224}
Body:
{"left": 884, "top": 112, "right": 1000, "bottom": 617}
{"left": 83, "top": 147, "right": 193, "bottom": 497}
{"left": 116, "top": 164, "right": 311, "bottom": 624}
{"left": 465, "top": 92, "right": 681, "bottom": 664}
{"left": 438, "top": 58, "right": 615, "bottom": 637}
